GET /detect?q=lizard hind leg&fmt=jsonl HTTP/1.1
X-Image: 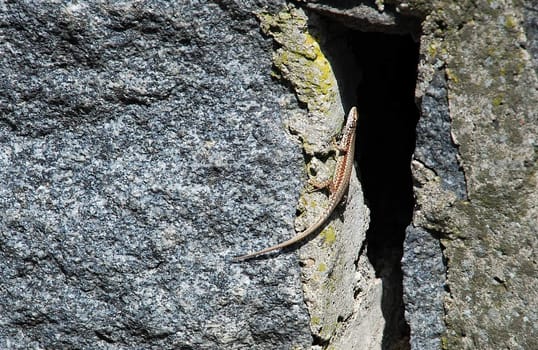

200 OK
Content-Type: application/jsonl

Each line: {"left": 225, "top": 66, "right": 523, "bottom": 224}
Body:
{"left": 307, "top": 177, "right": 338, "bottom": 195}
{"left": 306, "top": 138, "right": 341, "bottom": 194}
{"left": 307, "top": 153, "right": 338, "bottom": 194}
{"left": 308, "top": 178, "right": 331, "bottom": 191}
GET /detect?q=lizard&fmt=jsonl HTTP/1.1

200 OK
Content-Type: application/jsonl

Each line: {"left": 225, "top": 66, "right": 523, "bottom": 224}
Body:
{"left": 233, "top": 106, "right": 358, "bottom": 261}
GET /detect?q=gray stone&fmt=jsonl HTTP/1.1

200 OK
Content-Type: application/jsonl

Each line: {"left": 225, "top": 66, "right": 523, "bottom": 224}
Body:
{"left": 522, "top": 0, "right": 538, "bottom": 73}
{"left": 410, "top": 1, "right": 538, "bottom": 348}
{"left": 0, "top": 1, "right": 313, "bottom": 349}
{"left": 405, "top": 69, "right": 455, "bottom": 350}
{"left": 303, "top": 0, "right": 421, "bottom": 36}
{"left": 402, "top": 226, "right": 446, "bottom": 350}
{"left": 415, "top": 71, "right": 466, "bottom": 199}
{"left": 2, "top": 1, "right": 537, "bottom": 349}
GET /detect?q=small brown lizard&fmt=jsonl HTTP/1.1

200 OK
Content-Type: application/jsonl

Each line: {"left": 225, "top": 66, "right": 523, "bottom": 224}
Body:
{"left": 233, "top": 107, "right": 358, "bottom": 261}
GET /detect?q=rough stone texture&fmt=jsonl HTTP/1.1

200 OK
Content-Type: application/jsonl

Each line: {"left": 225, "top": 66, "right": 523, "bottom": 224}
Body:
{"left": 412, "top": 0, "right": 538, "bottom": 349}
{"left": 2, "top": 0, "right": 536, "bottom": 349}
{"left": 401, "top": 66, "right": 451, "bottom": 350}
{"left": 522, "top": 0, "right": 538, "bottom": 73}
{"left": 402, "top": 226, "right": 446, "bottom": 350}
{"left": 301, "top": 169, "right": 374, "bottom": 349}
{"left": 255, "top": 7, "right": 375, "bottom": 348}
{"left": 303, "top": 0, "right": 421, "bottom": 36}
{"left": 0, "top": 1, "right": 316, "bottom": 349}
{"left": 257, "top": 7, "right": 345, "bottom": 153}
{"left": 0, "top": 1, "right": 379, "bottom": 349}
{"left": 414, "top": 71, "right": 466, "bottom": 200}
{"left": 403, "top": 70, "right": 453, "bottom": 350}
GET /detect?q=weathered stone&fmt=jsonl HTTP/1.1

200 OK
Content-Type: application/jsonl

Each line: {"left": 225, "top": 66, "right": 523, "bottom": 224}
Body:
{"left": 0, "top": 1, "right": 313, "bottom": 349}
{"left": 1, "top": 1, "right": 536, "bottom": 349}
{"left": 411, "top": 0, "right": 538, "bottom": 349}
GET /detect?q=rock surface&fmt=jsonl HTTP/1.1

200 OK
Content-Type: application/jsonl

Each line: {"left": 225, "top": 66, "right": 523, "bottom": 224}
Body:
{"left": 402, "top": 71, "right": 453, "bottom": 350}
{"left": 0, "top": 1, "right": 314, "bottom": 349}
{"left": 1, "top": 0, "right": 537, "bottom": 349}
{"left": 410, "top": 0, "right": 538, "bottom": 349}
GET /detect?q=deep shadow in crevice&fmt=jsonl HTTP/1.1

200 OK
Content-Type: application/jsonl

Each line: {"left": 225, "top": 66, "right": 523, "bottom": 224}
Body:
{"left": 305, "top": 11, "right": 420, "bottom": 349}
{"left": 354, "top": 32, "right": 419, "bottom": 348}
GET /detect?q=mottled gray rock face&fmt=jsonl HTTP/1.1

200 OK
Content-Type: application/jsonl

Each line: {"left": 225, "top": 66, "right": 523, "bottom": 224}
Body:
{"left": 402, "top": 226, "right": 446, "bottom": 350}
{"left": 3, "top": 1, "right": 537, "bottom": 349}
{"left": 0, "top": 1, "right": 313, "bottom": 349}
{"left": 409, "top": 0, "right": 538, "bottom": 349}
{"left": 402, "top": 71, "right": 453, "bottom": 350}
{"left": 414, "top": 72, "right": 466, "bottom": 200}
{"left": 523, "top": 0, "right": 538, "bottom": 73}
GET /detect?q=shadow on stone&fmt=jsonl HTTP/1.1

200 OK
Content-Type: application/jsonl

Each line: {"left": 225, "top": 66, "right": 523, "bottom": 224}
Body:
{"left": 354, "top": 31, "right": 419, "bottom": 350}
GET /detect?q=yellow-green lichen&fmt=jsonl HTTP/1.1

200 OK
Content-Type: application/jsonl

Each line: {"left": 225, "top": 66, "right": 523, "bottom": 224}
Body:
{"left": 445, "top": 68, "right": 459, "bottom": 84}
{"left": 492, "top": 95, "right": 504, "bottom": 107}
{"left": 427, "top": 42, "right": 439, "bottom": 57}
{"left": 504, "top": 15, "right": 517, "bottom": 30}
{"left": 441, "top": 336, "right": 449, "bottom": 350}
{"left": 323, "top": 277, "right": 337, "bottom": 293}
{"left": 311, "top": 316, "right": 321, "bottom": 326}
{"left": 308, "top": 198, "right": 319, "bottom": 210}
{"left": 317, "top": 262, "right": 327, "bottom": 272}
{"left": 257, "top": 6, "right": 338, "bottom": 116}
{"left": 321, "top": 226, "right": 336, "bottom": 245}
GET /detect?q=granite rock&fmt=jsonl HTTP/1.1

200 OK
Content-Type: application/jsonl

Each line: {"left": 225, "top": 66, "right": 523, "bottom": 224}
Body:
{"left": 0, "top": 1, "right": 313, "bottom": 349}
